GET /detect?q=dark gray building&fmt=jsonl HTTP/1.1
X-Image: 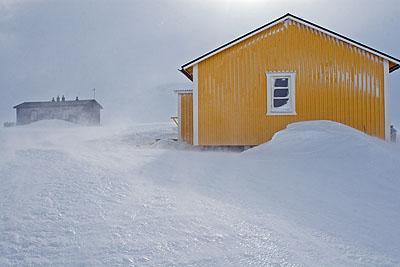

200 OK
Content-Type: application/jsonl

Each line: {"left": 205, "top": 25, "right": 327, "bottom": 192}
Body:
{"left": 13, "top": 96, "right": 103, "bottom": 125}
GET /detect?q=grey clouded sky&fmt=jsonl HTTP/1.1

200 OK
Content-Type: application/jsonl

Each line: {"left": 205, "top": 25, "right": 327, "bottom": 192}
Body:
{"left": 0, "top": 0, "right": 399, "bottom": 125}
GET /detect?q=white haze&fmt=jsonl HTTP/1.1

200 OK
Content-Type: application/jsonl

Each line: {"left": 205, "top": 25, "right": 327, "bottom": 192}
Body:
{"left": 0, "top": 0, "right": 399, "bottom": 125}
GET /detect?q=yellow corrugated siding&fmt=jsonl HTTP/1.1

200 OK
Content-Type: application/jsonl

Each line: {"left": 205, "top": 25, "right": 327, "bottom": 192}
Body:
{"left": 197, "top": 20, "right": 386, "bottom": 146}
{"left": 180, "top": 94, "right": 193, "bottom": 144}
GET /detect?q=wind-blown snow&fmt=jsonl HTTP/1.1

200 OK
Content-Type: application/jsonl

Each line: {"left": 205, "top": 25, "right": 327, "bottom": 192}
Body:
{"left": 0, "top": 120, "right": 399, "bottom": 266}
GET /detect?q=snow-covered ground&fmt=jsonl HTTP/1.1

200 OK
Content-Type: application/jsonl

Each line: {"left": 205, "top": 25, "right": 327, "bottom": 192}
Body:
{"left": 0, "top": 120, "right": 399, "bottom": 266}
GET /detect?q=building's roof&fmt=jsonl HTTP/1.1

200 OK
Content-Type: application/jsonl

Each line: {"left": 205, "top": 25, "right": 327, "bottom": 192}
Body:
{"left": 174, "top": 89, "right": 193, "bottom": 94}
{"left": 180, "top": 13, "right": 400, "bottom": 80}
{"left": 13, "top": 99, "right": 103, "bottom": 109}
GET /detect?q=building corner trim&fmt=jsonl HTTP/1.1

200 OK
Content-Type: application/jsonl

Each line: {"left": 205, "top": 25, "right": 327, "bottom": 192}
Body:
{"left": 384, "top": 60, "right": 390, "bottom": 141}
{"left": 193, "top": 64, "right": 199, "bottom": 145}
{"left": 178, "top": 95, "right": 182, "bottom": 141}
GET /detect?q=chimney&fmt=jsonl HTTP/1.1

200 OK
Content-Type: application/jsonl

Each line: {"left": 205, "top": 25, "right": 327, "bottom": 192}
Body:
{"left": 52, "top": 97, "right": 55, "bottom": 102}
{"left": 62, "top": 95, "right": 65, "bottom": 102}
{"left": 75, "top": 96, "right": 79, "bottom": 101}
{"left": 56, "top": 95, "right": 60, "bottom": 102}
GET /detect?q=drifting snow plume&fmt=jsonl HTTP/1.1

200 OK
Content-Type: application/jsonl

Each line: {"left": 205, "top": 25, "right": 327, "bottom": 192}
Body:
{"left": 19, "top": 119, "right": 79, "bottom": 128}
{"left": 0, "top": 120, "right": 399, "bottom": 265}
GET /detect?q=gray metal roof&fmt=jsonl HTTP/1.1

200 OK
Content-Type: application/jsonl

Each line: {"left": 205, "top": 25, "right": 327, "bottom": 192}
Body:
{"left": 174, "top": 89, "right": 193, "bottom": 94}
{"left": 13, "top": 99, "right": 103, "bottom": 109}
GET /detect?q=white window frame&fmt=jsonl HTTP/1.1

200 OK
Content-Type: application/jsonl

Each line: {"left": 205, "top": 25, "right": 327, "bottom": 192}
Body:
{"left": 266, "top": 72, "right": 296, "bottom": 116}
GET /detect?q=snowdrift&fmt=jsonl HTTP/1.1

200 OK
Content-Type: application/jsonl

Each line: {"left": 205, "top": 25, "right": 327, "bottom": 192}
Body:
{"left": 0, "top": 120, "right": 399, "bottom": 265}
{"left": 242, "top": 121, "right": 400, "bottom": 261}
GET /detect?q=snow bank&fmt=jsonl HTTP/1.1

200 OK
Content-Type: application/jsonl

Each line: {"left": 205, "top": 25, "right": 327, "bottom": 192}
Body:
{"left": 245, "top": 120, "right": 394, "bottom": 157}
{"left": 240, "top": 121, "right": 400, "bottom": 261}
{"left": 0, "top": 120, "right": 399, "bottom": 265}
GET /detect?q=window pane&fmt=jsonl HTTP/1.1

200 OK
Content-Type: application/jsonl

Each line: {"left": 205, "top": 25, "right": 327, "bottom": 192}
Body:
{"left": 273, "top": 98, "right": 289, "bottom": 108}
{"left": 274, "top": 78, "right": 288, "bottom": 87}
{"left": 274, "top": 88, "right": 289, "bottom": 97}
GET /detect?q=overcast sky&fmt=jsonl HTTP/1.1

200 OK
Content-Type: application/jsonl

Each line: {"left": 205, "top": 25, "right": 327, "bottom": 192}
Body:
{"left": 0, "top": 0, "right": 399, "bottom": 125}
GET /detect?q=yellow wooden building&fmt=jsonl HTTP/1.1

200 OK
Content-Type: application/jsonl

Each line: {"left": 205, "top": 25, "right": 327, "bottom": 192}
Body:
{"left": 177, "top": 13, "right": 400, "bottom": 146}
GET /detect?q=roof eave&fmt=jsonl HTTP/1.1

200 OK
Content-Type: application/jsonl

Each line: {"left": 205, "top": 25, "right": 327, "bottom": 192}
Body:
{"left": 390, "top": 64, "right": 400, "bottom": 73}
{"left": 90, "top": 100, "right": 103, "bottom": 109}
{"left": 179, "top": 68, "right": 193, "bottom": 81}
{"left": 13, "top": 103, "right": 24, "bottom": 109}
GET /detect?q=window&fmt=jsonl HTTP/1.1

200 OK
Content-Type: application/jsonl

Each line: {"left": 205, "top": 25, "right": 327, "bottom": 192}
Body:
{"left": 266, "top": 72, "right": 296, "bottom": 115}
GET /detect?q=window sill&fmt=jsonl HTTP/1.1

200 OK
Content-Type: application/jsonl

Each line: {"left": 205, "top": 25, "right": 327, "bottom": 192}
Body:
{"left": 266, "top": 111, "right": 297, "bottom": 116}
